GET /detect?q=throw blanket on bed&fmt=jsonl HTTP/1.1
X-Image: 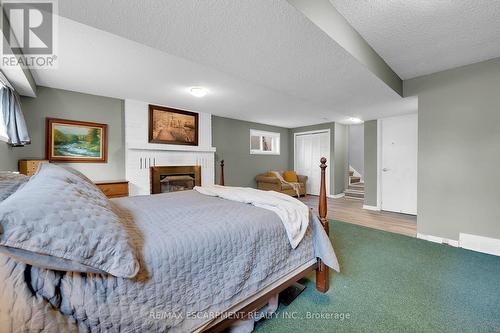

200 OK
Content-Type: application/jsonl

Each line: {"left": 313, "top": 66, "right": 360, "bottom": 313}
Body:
{"left": 269, "top": 171, "right": 301, "bottom": 197}
{"left": 194, "top": 185, "right": 309, "bottom": 249}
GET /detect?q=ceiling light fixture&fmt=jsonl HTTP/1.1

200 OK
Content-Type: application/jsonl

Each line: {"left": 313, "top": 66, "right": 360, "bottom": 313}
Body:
{"left": 189, "top": 87, "right": 208, "bottom": 98}
{"left": 348, "top": 117, "right": 363, "bottom": 124}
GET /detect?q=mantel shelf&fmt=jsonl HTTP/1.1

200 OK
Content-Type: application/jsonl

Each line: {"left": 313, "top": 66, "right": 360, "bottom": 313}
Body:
{"left": 127, "top": 144, "right": 216, "bottom": 153}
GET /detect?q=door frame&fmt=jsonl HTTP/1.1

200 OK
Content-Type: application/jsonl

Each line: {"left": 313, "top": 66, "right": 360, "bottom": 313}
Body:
{"left": 293, "top": 129, "right": 331, "bottom": 197}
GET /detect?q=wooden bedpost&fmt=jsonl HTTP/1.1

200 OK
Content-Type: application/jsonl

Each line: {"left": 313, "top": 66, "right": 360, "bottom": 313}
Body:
{"left": 220, "top": 160, "right": 225, "bottom": 186}
{"left": 316, "top": 157, "right": 330, "bottom": 293}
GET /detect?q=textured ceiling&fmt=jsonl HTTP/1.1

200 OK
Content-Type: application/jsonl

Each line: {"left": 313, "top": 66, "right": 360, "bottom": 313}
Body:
{"left": 35, "top": 0, "right": 417, "bottom": 127}
{"left": 331, "top": 0, "right": 500, "bottom": 79}
{"left": 33, "top": 18, "right": 347, "bottom": 128}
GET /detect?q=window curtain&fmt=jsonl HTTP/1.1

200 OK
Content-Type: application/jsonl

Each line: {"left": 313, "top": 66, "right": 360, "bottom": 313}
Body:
{"left": 0, "top": 85, "right": 30, "bottom": 146}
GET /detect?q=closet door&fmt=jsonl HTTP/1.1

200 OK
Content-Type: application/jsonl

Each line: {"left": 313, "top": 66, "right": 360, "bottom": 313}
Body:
{"left": 295, "top": 131, "right": 330, "bottom": 196}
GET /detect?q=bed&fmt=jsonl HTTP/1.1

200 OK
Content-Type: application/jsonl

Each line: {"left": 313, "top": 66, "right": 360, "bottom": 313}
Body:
{"left": 0, "top": 158, "right": 338, "bottom": 332}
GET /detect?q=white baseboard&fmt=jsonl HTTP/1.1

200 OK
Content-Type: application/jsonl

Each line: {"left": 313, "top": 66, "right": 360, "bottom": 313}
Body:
{"left": 329, "top": 193, "right": 345, "bottom": 199}
{"left": 459, "top": 233, "right": 500, "bottom": 256}
{"left": 363, "top": 205, "right": 380, "bottom": 211}
{"left": 417, "top": 233, "right": 459, "bottom": 247}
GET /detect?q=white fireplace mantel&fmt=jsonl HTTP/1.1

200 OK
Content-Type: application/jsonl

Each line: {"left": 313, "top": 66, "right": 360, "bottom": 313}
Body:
{"left": 124, "top": 99, "right": 216, "bottom": 196}
{"left": 127, "top": 144, "right": 216, "bottom": 153}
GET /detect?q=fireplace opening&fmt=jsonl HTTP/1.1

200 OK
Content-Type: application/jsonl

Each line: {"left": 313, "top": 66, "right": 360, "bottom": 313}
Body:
{"left": 151, "top": 166, "right": 201, "bottom": 194}
{"left": 160, "top": 173, "right": 195, "bottom": 193}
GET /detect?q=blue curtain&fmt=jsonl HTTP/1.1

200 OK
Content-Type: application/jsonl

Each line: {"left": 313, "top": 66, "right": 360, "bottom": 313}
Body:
{"left": 0, "top": 86, "right": 30, "bottom": 146}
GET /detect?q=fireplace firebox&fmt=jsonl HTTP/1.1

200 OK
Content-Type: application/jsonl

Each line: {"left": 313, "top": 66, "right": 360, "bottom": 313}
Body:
{"left": 150, "top": 166, "right": 201, "bottom": 194}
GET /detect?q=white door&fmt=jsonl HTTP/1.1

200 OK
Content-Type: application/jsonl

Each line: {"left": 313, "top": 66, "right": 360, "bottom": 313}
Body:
{"left": 295, "top": 131, "right": 330, "bottom": 196}
{"left": 380, "top": 114, "right": 418, "bottom": 215}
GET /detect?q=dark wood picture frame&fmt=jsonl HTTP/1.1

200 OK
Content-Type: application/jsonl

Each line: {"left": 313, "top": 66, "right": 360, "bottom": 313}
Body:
{"left": 148, "top": 105, "right": 199, "bottom": 146}
{"left": 46, "top": 118, "right": 108, "bottom": 163}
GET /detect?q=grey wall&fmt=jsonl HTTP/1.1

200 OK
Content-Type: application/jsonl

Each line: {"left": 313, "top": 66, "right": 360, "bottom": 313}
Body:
{"left": 212, "top": 116, "right": 290, "bottom": 187}
{"left": 334, "top": 123, "right": 349, "bottom": 194}
{"left": 2, "top": 86, "right": 125, "bottom": 181}
{"left": 348, "top": 124, "right": 364, "bottom": 176}
{"left": 363, "top": 120, "right": 377, "bottom": 207}
{"left": 0, "top": 143, "right": 17, "bottom": 171}
{"left": 405, "top": 57, "right": 500, "bottom": 240}
{"left": 289, "top": 122, "right": 348, "bottom": 195}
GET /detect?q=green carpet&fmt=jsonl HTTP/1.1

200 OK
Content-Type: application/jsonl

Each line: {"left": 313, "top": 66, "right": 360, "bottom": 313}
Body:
{"left": 254, "top": 220, "right": 500, "bottom": 332}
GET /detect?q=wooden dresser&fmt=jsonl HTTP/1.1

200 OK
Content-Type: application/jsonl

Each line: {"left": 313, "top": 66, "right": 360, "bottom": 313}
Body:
{"left": 95, "top": 180, "right": 129, "bottom": 198}
{"left": 19, "top": 160, "right": 49, "bottom": 176}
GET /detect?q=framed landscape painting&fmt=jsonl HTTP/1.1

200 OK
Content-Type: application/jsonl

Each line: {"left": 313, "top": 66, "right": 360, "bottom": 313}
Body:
{"left": 46, "top": 118, "right": 107, "bottom": 163}
{"left": 149, "top": 105, "right": 198, "bottom": 146}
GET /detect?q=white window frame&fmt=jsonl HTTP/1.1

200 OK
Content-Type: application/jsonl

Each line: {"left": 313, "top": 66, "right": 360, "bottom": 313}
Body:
{"left": 0, "top": 108, "right": 8, "bottom": 143}
{"left": 249, "top": 129, "right": 280, "bottom": 155}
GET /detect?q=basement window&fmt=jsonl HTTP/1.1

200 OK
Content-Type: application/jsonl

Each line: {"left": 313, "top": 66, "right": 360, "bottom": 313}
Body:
{"left": 250, "top": 129, "right": 280, "bottom": 155}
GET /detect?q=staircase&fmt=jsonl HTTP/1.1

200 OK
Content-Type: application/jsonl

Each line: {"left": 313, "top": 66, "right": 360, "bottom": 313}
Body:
{"left": 344, "top": 170, "right": 364, "bottom": 200}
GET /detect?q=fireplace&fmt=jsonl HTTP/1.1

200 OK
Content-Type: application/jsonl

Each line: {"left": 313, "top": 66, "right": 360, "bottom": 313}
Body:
{"left": 150, "top": 166, "right": 201, "bottom": 194}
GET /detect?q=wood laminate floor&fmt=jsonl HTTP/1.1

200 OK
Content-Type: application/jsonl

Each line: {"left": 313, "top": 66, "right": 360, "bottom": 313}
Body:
{"left": 300, "top": 195, "right": 417, "bottom": 237}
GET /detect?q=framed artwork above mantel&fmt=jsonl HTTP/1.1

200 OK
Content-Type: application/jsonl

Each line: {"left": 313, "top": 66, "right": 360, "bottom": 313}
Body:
{"left": 148, "top": 105, "right": 199, "bottom": 146}
{"left": 46, "top": 118, "right": 108, "bottom": 163}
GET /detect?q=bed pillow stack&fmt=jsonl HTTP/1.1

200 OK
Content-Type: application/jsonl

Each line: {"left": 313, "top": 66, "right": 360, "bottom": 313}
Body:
{"left": 0, "top": 163, "right": 139, "bottom": 278}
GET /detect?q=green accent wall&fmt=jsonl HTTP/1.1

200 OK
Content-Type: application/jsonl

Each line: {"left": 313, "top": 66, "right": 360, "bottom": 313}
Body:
{"left": 363, "top": 120, "right": 378, "bottom": 207}
{"left": 405, "top": 57, "right": 500, "bottom": 240}
{"left": 212, "top": 116, "right": 290, "bottom": 187}
{"left": 0, "top": 86, "right": 125, "bottom": 181}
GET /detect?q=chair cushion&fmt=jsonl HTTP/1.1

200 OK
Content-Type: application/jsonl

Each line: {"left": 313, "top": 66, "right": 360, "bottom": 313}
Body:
{"left": 283, "top": 171, "right": 299, "bottom": 183}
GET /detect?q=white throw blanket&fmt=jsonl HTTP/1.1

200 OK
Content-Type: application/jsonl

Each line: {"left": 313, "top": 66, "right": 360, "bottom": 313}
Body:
{"left": 194, "top": 185, "right": 310, "bottom": 249}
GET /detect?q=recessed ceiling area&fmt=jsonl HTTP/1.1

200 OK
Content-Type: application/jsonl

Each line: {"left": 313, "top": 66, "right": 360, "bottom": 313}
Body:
{"left": 330, "top": 0, "right": 500, "bottom": 79}
{"left": 31, "top": 0, "right": 418, "bottom": 128}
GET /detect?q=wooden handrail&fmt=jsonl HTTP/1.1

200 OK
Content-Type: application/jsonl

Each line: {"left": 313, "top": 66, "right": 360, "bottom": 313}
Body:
{"left": 220, "top": 160, "right": 225, "bottom": 186}
{"left": 316, "top": 157, "right": 330, "bottom": 293}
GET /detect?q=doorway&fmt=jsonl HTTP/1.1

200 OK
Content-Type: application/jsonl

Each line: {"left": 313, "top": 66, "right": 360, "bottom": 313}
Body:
{"left": 380, "top": 114, "right": 418, "bottom": 215}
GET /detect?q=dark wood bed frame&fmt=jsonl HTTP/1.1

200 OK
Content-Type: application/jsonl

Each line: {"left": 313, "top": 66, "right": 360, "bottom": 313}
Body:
{"left": 206, "top": 157, "right": 330, "bottom": 332}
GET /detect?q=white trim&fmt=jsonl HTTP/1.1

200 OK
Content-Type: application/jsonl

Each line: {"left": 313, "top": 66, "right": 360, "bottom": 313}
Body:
{"left": 417, "top": 232, "right": 500, "bottom": 257}
{"left": 459, "top": 233, "right": 500, "bottom": 257}
{"left": 293, "top": 129, "right": 331, "bottom": 197}
{"left": 376, "top": 119, "right": 382, "bottom": 210}
{"left": 417, "top": 233, "right": 459, "bottom": 247}
{"left": 294, "top": 129, "right": 331, "bottom": 136}
{"left": 128, "top": 144, "right": 216, "bottom": 153}
{"left": 329, "top": 193, "right": 345, "bottom": 199}
{"left": 363, "top": 205, "right": 380, "bottom": 211}
{"left": 249, "top": 129, "right": 280, "bottom": 155}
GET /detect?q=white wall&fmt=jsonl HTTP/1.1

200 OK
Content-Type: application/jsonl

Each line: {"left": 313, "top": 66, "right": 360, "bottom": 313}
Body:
{"left": 125, "top": 100, "right": 215, "bottom": 196}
